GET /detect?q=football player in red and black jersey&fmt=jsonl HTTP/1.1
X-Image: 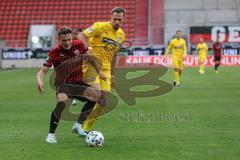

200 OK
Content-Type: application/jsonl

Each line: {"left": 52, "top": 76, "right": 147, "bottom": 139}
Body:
{"left": 213, "top": 38, "right": 223, "bottom": 73}
{"left": 37, "top": 27, "right": 106, "bottom": 144}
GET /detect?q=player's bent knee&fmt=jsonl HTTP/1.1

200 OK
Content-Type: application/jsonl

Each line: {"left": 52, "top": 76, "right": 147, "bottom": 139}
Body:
{"left": 88, "top": 83, "right": 101, "bottom": 90}
{"left": 56, "top": 93, "right": 68, "bottom": 102}
{"left": 83, "top": 87, "right": 101, "bottom": 102}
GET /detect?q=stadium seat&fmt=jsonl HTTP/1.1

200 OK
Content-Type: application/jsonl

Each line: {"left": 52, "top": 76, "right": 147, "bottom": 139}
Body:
{"left": 0, "top": 0, "right": 136, "bottom": 48}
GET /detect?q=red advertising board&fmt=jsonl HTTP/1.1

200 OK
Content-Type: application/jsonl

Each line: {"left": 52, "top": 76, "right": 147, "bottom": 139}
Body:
{"left": 117, "top": 56, "right": 240, "bottom": 67}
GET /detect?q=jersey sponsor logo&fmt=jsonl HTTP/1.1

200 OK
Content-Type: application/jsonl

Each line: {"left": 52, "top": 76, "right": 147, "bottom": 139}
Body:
{"left": 102, "top": 37, "right": 118, "bottom": 46}
{"left": 102, "top": 37, "right": 121, "bottom": 53}
{"left": 73, "top": 50, "right": 80, "bottom": 56}
{"left": 174, "top": 45, "right": 183, "bottom": 49}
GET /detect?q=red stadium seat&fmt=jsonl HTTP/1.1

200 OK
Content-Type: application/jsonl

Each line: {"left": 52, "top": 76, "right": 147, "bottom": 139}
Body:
{"left": 0, "top": 0, "right": 136, "bottom": 48}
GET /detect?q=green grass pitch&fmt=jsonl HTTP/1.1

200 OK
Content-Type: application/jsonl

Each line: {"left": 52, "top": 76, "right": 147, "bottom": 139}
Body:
{"left": 0, "top": 66, "right": 240, "bottom": 160}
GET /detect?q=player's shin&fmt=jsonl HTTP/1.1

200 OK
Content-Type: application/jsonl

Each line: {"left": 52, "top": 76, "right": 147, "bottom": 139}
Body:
{"left": 82, "top": 103, "right": 103, "bottom": 132}
{"left": 200, "top": 63, "right": 204, "bottom": 73}
{"left": 78, "top": 101, "right": 96, "bottom": 124}
{"left": 49, "top": 101, "right": 66, "bottom": 133}
{"left": 215, "top": 63, "right": 219, "bottom": 71}
{"left": 174, "top": 69, "right": 180, "bottom": 84}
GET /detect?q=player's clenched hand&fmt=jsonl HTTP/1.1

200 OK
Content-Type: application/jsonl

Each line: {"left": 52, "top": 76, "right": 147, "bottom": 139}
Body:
{"left": 98, "top": 71, "right": 107, "bottom": 81}
{"left": 37, "top": 81, "right": 44, "bottom": 95}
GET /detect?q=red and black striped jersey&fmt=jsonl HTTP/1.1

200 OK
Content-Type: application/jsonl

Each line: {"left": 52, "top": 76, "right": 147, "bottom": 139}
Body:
{"left": 213, "top": 42, "right": 222, "bottom": 57}
{"left": 43, "top": 40, "right": 87, "bottom": 85}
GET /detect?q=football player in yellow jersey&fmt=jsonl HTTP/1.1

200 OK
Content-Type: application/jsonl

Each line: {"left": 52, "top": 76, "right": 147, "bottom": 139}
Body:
{"left": 77, "top": 7, "right": 126, "bottom": 132}
{"left": 164, "top": 30, "right": 187, "bottom": 88}
{"left": 196, "top": 38, "right": 208, "bottom": 74}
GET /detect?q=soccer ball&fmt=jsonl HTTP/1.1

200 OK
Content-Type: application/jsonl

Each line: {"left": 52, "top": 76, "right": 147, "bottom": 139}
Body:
{"left": 85, "top": 131, "right": 104, "bottom": 147}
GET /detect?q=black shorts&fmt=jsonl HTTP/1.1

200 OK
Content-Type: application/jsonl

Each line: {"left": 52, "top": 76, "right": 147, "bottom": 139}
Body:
{"left": 56, "top": 81, "right": 90, "bottom": 102}
{"left": 214, "top": 56, "right": 221, "bottom": 62}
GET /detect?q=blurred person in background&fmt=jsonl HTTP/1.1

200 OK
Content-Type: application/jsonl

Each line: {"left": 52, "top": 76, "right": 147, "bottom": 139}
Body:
{"left": 164, "top": 30, "right": 187, "bottom": 88}
{"left": 196, "top": 37, "right": 208, "bottom": 74}
{"left": 213, "top": 37, "right": 223, "bottom": 73}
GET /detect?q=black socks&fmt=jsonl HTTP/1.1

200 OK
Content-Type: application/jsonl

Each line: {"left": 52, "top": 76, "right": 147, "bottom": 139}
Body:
{"left": 49, "top": 101, "right": 66, "bottom": 133}
{"left": 78, "top": 101, "right": 96, "bottom": 124}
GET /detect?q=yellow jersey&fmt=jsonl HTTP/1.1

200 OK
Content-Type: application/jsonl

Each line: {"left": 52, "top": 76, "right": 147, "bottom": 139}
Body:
{"left": 83, "top": 22, "right": 125, "bottom": 70}
{"left": 165, "top": 38, "right": 187, "bottom": 57}
{"left": 196, "top": 42, "right": 208, "bottom": 58}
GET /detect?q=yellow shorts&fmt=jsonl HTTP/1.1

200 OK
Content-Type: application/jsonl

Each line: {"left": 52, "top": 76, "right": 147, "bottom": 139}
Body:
{"left": 198, "top": 56, "right": 206, "bottom": 63}
{"left": 83, "top": 64, "right": 111, "bottom": 92}
{"left": 172, "top": 56, "right": 184, "bottom": 70}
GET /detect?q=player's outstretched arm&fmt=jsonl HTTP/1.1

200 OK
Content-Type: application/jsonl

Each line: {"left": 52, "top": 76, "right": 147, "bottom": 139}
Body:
{"left": 111, "top": 54, "right": 117, "bottom": 88}
{"left": 206, "top": 44, "right": 209, "bottom": 56}
{"left": 37, "top": 66, "right": 49, "bottom": 95}
{"left": 164, "top": 40, "right": 173, "bottom": 57}
{"left": 163, "top": 42, "right": 172, "bottom": 63}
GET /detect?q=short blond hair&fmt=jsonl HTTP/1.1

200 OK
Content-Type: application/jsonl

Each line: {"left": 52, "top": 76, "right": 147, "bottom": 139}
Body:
{"left": 111, "top": 7, "right": 126, "bottom": 15}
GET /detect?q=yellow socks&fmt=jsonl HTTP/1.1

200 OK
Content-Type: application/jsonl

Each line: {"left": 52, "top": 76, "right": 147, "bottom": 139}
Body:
{"left": 199, "top": 64, "right": 204, "bottom": 74}
{"left": 174, "top": 70, "right": 180, "bottom": 84}
{"left": 82, "top": 104, "right": 103, "bottom": 132}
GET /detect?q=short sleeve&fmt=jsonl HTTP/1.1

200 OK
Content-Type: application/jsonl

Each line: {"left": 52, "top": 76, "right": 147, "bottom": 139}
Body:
{"left": 43, "top": 50, "right": 55, "bottom": 67}
{"left": 79, "top": 41, "right": 88, "bottom": 54}
{"left": 83, "top": 22, "right": 101, "bottom": 39}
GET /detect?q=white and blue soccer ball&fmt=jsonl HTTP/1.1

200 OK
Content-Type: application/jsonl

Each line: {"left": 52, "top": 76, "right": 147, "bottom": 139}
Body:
{"left": 85, "top": 131, "right": 104, "bottom": 147}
